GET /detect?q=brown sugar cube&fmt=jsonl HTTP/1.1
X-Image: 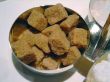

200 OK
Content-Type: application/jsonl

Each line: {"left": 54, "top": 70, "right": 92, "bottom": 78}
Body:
{"left": 18, "top": 30, "right": 36, "bottom": 46}
{"left": 61, "top": 46, "right": 81, "bottom": 66}
{"left": 42, "top": 57, "right": 58, "bottom": 70}
{"left": 44, "top": 4, "right": 68, "bottom": 25}
{"left": 27, "top": 10, "right": 47, "bottom": 31}
{"left": 42, "top": 24, "right": 70, "bottom": 55}
{"left": 32, "top": 46, "right": 44, "bottom": 64}
{"left": 19, "top": 9, "right": 31, "bottom": 20}
{"left": 12, "top": 40, "right": 33, "bottom": 58}
{"left": 19, "top": 7, "right": 44, "bottom": 20}
{"left": 68, "top": 28, "right": 88, "bottom": 48}
{"left": 32, "top": 7, "right": 44, "bottom": 14}
{"left": 49, "top": 28, "right": 70, "bottom": 55}
{"left": 36, "top": 62, "right": 45, "bottom": 70}
{"left": 20, "top": 54, "right": 36, "bottom": 65}
{"left": 12, "top": 40, "right": 36, "bottom": 64}
{"left": 42, "top": 24, "right": 62, "bottom": 36}
{"left": 34, "top": 33, "right": 50, "bottom": 53}
{"left": 10, "top": 24, "right": 27, "bottom": 42}
{"left": 19, "top": 31, "right": 50, "bottom": 53}
{"left": 60, "top": 14, "right": 79, "bottom": 31}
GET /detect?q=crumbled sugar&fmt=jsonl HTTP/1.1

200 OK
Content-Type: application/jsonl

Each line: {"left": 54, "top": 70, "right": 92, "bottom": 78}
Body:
{"left": 92, "top": 60, "right": 110, "bottom": 82}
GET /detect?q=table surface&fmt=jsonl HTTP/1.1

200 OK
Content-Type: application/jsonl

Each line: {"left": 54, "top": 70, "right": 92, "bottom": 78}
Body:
{"left": 0, "top": 0, "right": 92, "bottom": 82}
